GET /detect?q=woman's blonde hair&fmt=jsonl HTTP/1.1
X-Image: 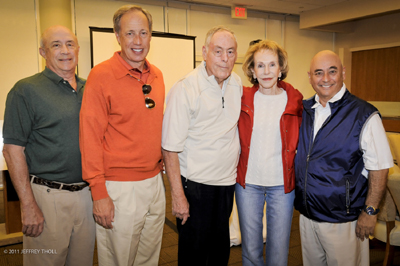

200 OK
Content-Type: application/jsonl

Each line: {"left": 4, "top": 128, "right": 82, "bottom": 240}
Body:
{"left": 242, "top": 40, "right": 289, "bottom": 84}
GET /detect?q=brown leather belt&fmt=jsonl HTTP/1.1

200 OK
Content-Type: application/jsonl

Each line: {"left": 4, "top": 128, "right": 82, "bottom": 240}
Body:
{"left": 30, "top": 175, "right": 88, "bottom": 192}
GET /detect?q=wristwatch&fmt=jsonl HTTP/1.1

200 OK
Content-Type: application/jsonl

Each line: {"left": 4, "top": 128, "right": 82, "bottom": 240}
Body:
{"left": 363, "top": 205, "right": 380, "bottom": 215}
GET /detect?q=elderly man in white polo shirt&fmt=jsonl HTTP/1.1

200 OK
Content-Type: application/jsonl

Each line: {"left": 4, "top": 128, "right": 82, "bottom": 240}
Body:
{"left": 162, "top": 25, "right": 242, "bottom": 266}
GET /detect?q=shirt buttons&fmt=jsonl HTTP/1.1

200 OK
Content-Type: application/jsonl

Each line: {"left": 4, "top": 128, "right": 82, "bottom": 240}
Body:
{"left": 63, "top": 81, "right": 67, "bottom": 84}
{"left": 47, "top": 189, "right": 50, "bottom": 193}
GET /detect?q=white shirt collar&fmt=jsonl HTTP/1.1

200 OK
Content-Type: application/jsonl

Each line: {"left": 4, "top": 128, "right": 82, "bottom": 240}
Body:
{"left": 312, "top": 83, "right": 347, "bottom": 109}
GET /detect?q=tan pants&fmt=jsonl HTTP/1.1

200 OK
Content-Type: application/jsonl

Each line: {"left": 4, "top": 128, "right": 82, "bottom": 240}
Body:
{"left": 24, "top": 184, "right": 96, "bottom": 266}
{"left": 300, "top": 214, "right": 369, "bottom": 266}
{"left": 96, "top": 173, "right": 166, "bottom": 266}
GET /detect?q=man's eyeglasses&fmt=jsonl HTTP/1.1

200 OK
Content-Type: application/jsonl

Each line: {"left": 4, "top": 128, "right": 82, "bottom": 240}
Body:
{"left": 142, "top": 84, "right": 155, "bottom": 109}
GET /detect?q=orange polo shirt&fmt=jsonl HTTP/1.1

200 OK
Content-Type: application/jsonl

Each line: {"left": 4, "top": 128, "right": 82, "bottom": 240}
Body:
{"left": 80, "top": 52, "right": 165, "bottom": 201}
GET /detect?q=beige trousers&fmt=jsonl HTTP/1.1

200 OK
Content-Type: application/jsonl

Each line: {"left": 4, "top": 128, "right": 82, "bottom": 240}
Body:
{"left": 96, "top": 173, "right": 166, "bottom": 266}
{"left": 24, "top": 184, "right": 96, "bottom": 266}
{"left": 300, "top": 214, "right": 369, "bottom": 266}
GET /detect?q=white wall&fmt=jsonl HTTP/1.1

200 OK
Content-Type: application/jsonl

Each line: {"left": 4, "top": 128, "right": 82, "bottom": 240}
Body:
{"left": 74, "top": 0, "right": 334, "bottom": 99}
{"left": 284, "top": 20, "right": 334, "bottom": 99}
{"left": 74, "top": 0, "right": 165, "bottom": 79}
{"left": 0, "top": 0, "right": 335, "bottom": 121}
{"left": 0, "top": 0, "right": 39, "bottom": 119}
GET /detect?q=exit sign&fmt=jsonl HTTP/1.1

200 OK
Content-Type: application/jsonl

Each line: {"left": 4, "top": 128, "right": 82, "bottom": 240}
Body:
{"left": 231, "top": 6, "right": 247, "bottom": 19}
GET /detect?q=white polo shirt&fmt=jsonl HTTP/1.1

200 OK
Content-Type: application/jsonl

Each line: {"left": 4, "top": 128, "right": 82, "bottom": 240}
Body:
{"left": 162, "top": 61, "right": 242, "bottom": 185}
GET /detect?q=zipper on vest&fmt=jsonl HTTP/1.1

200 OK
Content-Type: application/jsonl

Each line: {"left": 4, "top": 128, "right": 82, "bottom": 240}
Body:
{"left": 346, "top": 179, "right": 350, "bottom": 214}
{"left": 303, "top": 112, "right": 333, "bottom": 217}
{"left": 303, "top": 126, "right": 315, "bottom": 218}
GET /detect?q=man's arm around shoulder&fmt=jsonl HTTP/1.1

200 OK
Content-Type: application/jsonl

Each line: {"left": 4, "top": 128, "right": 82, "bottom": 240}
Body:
{"left": 3, "top": 144, "right": 44, "bottom": 237}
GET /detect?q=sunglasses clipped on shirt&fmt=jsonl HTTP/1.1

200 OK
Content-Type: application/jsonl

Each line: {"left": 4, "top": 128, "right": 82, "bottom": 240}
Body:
{"left": 142, "top": 84, "right": 155, "bottom": 109}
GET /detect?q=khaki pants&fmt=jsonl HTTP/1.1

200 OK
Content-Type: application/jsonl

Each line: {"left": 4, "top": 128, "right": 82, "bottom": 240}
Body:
{"left": 300, "top": 214, "right": 369, "bottom": 266}
{"left": 24, "top": 184, "right": 96, "bottom": 266}
{"left": 96, "top": 173, "right": 166, "bottom": 266}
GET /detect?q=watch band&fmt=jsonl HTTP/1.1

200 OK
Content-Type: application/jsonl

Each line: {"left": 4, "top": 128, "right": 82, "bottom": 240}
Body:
{"left": 363, "top": 205, "right": 380, "bottom": 215}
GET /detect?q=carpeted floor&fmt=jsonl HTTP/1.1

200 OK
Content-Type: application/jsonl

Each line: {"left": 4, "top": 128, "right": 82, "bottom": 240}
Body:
{"left": 0, "top": 175, "right": 399, "bottom": 265}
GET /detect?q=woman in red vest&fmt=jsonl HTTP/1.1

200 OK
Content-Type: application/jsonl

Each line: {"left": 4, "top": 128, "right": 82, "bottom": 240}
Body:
{"left": 236, "top": 40, "right": 303, "bottom": 266}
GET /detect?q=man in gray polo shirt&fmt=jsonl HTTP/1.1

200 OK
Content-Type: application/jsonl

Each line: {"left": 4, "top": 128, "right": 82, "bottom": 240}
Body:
{"left": 2, "top": 25, "right": 95, "bottom": 266}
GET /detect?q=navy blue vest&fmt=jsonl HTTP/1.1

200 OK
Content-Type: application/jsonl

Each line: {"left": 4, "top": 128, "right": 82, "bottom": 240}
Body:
{"left": 294, "top": 90, "right": 379, "bottom": 223}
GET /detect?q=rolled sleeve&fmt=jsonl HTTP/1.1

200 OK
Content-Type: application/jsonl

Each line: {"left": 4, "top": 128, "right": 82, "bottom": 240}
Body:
{"left": 360, "top": 113, "right": 393, "bottom": 170}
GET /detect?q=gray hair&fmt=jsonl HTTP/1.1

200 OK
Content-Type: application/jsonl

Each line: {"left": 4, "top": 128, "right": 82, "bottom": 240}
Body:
{"left": 204, "top": 26, "right": 236, "bottom": 52}
{"left": 113, "top": 5, "right": 153, "bottom": 34}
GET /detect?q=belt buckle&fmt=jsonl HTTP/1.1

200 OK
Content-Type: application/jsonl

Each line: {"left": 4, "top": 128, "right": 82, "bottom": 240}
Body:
{"left": 42, "top": 180, "right": 53, "bottom": 187}
{"left": 69, "top": 185, "right": 80, "bottom": 192}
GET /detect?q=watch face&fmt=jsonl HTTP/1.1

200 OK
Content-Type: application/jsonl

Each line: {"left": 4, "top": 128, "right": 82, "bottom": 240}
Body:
{"left": 365, "top": 206, "right": 375, "bottom": 215}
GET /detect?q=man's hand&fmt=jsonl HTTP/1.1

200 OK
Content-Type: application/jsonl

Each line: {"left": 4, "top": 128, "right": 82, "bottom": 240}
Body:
{"left": 21, "top": 202, "right": 44, "bottom": 237}
{"left": 171, "top": 193, "right": 190, "bottom": 225}
{"left": 93, "top": 197, "right": 115, "bottom": 229}
{"left": 3, "top": 144, "right": 45, "bottom": 237}
{"left": 162, "top": 149, "right": 190, "bottom": 225}
{"left": 356, "top": 211, "right": 377, "bottom": 241}
{"left": 356, "top": 169, "right": 388, "bottom": 241}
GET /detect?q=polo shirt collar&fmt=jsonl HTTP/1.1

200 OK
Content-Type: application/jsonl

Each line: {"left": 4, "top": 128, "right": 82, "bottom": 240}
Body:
{"left": 111, "top": 51, "right": 152, "bottom": 80}
{"left": 42, "top": 67, "right": 84, "bottom": 92}
{"left": 43, "top": 67, "right": 68, "bottom": 84}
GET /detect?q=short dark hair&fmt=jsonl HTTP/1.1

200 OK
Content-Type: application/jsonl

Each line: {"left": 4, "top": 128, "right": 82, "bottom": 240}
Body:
{"left": 249, "top": 39, "right": 262, "bottom": 46}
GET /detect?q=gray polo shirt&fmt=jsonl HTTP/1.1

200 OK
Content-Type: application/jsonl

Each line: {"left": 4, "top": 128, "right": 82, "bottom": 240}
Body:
{"left": 3, "top": 67, "right": 85, "bottom": 183}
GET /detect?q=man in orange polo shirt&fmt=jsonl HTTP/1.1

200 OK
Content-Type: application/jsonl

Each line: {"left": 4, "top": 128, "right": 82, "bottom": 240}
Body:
{"left": 79, "top": 5, "right": 165, "bottom": 266}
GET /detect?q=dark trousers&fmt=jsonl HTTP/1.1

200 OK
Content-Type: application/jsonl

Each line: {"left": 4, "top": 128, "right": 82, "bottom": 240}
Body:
{"left": 177, "top": 176, "right": 235, "bottom": 266}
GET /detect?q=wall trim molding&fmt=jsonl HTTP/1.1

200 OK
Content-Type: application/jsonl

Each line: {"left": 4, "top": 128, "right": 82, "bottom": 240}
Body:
{"left": 350, "top": 42, "right": 400, "bottom": 52}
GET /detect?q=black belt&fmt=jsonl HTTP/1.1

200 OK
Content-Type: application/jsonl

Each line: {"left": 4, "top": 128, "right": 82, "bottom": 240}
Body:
{"left": 30, "top": 175, "right": 88, "bottom": 192}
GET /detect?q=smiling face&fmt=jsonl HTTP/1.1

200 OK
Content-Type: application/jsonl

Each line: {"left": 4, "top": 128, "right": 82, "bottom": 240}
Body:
{"left": 39, "top": 26, "right": 79, "bottom": 79}
{"left": 116, "top": 10, "right": 151, "bottom": 71}
{"left": 252, "top": 49, "right": 281, "bottom": 92}
{"left": 202, "top": 30, "right": 237, "bottom": 86}
{"left": 308, "top": 50, "right": 345, "bottom": 107}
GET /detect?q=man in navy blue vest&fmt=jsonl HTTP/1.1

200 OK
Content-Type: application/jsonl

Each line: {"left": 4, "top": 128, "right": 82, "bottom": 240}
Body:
{"left": 295, "top": 50, "right": 393, "bottom": 266}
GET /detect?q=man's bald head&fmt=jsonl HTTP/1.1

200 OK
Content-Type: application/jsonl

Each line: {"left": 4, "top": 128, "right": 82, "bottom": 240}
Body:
{"left": 308, "top": 50, "right": 345, "bottom": 107}
{"left": 310, "top": 50, "right": 343, "bottom": 72}
{"left": 40, "top": 25, "right": 78, "bottom": 49}
{"left": 39, "top": 25, "right": 80, "bottom": 79}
